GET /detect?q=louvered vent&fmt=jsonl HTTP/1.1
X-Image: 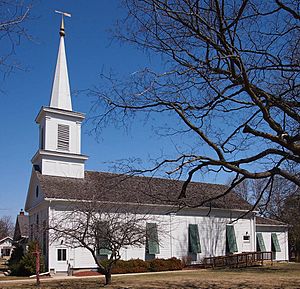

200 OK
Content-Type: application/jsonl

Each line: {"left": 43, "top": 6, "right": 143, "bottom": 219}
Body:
{"left": 57, "top": 124, "right": 69, "bottom": 151}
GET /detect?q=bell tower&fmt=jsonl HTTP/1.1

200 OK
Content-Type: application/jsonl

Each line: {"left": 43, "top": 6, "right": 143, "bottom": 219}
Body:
{"left": 32, "top": 14, "right": 88, "bottom": 178}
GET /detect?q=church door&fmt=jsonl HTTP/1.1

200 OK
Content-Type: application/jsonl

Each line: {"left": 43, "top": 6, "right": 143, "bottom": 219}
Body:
{"left": 56, "top": 248, "right": 68, "bottom": 272}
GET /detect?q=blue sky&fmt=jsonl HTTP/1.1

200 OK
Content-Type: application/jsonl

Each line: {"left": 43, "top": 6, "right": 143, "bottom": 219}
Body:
{"left": 0, "top": 0, "right": 227, "bottom": 219}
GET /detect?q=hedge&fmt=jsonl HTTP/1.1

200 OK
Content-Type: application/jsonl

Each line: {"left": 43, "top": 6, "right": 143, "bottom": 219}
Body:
{"left": 148, "top": 257, "right": 183, "bottom": 272}
{"left": 101, "top": 257, "right": 183, "bottom": 274}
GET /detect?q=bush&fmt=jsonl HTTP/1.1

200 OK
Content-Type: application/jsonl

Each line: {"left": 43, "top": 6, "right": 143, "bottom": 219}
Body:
{"left": 148, "top": 257, "right": 183, "bottom": 272}
{"left": 112, "top": 259, "right": 149, "bottom": 274}
{"left": 166, "top": 257, "right": 184, "bottom": 270}
{"left": 181, "top": 255, "right": 193, "bottom": 267}
{"left": 101, "top": 257, "right": 182, "bottom": 274}
{"left": 100, "top": 259, "right": 149, "bottom": 274}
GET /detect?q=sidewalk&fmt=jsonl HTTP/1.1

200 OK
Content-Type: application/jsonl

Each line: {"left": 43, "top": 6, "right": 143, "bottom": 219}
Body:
{"left": 0, "top": 273, "right": 102, "bottom": 284}
{"left": 0, "top": 269, "right": 194, "bottom": 284}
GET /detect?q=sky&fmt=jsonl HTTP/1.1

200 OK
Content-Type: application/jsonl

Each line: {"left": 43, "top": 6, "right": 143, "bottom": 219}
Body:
{"left": 0, "top": 0, "right": 228, "bottom": 220}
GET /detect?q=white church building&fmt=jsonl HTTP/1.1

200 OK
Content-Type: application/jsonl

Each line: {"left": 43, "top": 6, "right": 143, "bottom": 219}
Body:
{"left": 24, "top": 18, "right": 289, "bottom": 273}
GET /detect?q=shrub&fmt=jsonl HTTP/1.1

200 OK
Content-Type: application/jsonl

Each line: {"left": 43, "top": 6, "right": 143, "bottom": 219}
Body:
{"left": 148, "top": 258, "right": 166, "bottom": 272}
{"left": 112, "top": 259, "right": 149, "bottom": 274}
{"left": 181, "top": 255, "right": 193, "bottom": 267}
{"left": 130, "top": 259, "right": 150, "bottom": 272}
{"left": 165, "top": 257, "right": 183, "bottom": 271}
{"left": 100, "top": 257, "right": 182, "bottom": 274}
{"left": 100, "top": 259, "right": 149, "bottom": 274}
{"left": 148, "top": 257, "right": 183, "bottom": 272}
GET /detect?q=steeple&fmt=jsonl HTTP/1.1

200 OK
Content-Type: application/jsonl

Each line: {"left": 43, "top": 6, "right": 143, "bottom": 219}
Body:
{"left": 32, "top": 13, "right": 88, "bottom": 179}
{"left": 49, "top": 14, "right": 72, "bottom": 111}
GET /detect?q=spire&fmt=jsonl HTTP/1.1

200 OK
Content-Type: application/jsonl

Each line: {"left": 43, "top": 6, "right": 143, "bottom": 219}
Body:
{"left": 59, "top": 16, "right": 65, "bottom": 37}
{"left": 50, "top": 12, "right": 72, "bottom": 111}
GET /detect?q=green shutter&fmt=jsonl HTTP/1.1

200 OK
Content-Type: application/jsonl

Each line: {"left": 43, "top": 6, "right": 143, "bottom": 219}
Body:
{"left": 271, "top": 233, "right": 281, "bottom": 252}
{"left": 226, "top": 225, "right": 238, "bottom": 253}
{"left": 146, "top": 223, "right": 160, "bottom": 254}
{"left": 256, "top": 233, "right": 266, "bottom": 252}
{"left": 188, "top": 224, "right": 201, "bottom": 253}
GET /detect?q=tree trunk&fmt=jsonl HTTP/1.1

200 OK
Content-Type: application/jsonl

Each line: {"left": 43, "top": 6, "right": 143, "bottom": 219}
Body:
{"left": 105, "top": 271, "right": 112, "bottom": 285}
{"left": 296, "top": 242, "right": 300, "bottom": 263}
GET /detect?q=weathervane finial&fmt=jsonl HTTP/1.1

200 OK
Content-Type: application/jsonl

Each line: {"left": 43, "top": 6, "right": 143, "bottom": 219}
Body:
{"left": 55, "top": 10, "right": 71, "bottom": 37}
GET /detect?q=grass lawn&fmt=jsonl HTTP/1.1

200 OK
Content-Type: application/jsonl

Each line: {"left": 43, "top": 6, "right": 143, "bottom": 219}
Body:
{"left": 0, "top": 262, "right": 299, "bottom": 288}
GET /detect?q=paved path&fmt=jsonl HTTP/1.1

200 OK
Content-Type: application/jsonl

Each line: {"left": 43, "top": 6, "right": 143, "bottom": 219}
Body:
{"left": 0, "top": 274, "right": 102, "bottom": 284}
{"left": 0, "top": 269, "right": 195, "bottom": 285}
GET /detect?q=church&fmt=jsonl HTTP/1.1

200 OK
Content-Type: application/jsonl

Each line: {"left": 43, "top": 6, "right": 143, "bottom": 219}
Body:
{"left": 24, "top": 18, "right": 289, "bottom": 274}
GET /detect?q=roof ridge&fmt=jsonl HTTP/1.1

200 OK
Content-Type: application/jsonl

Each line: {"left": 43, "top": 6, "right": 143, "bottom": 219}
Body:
{"left": 84, "top": 170, "right": 228, "bottom": 188}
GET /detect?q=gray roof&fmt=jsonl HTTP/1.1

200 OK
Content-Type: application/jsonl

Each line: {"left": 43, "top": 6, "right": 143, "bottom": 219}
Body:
{"left": 13, "top": 214, "right": 29, "bottom": 241}
{"left": 0, "top": 236, "right": 13, "bottom": 244}
{"left": 256, "top": 216, "right": 288, "bottom": 226}
{"left": 36, "top": 170, "right": 252, "bottom": 211}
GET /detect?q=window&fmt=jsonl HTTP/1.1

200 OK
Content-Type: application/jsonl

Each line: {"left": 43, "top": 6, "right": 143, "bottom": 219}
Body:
{"left": 35, "top": 186, "right": 39, "bottom": 198}
{"left": 1, "top": 249, "right": 11, "bottom": 257}
{"left": 97, "top": 246, "right": 111, "bottom": 256}
{"left": 57, "top": 124, "right": 69, "bottom": 151}
{"left": 97, "top": 238, "right": 111, "bottom": 256}
{"left": 57, "top": 248, "right": 67, "bottom": 261}
{"left": 256, "top": 233, "right": 266, "bottom": 252}
{"left": 226, "top": 225, "right": 238, "bottom": 254}
{"left": 243, "top": 235, "right": 250, "bottom": 242}
{"left": 40, "top": 126, "right": 44, "bottom": 149}
{"left": 146, "top": 223, "right": 160, "bottom": 255}
{"left": 95, "top": 221, "right": 111, "bottom": 256}
{"left": 188, "top": 224, "right": 201, "bottom": 253}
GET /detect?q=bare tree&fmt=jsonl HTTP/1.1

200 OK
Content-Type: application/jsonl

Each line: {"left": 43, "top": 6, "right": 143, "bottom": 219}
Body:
{"left": 90, "top": 0, "right": 300, "bottom": 205}
{"left": 0, "top": 215, "right": 14, "bottom": 239}
{"left": 230, "top": 175, "right": 300, "bottom": 260}
{"left": 279, "top": 192, "right": 300, "bottom": 261}
{"left": 0, "top": 0, "right": 32, "bottom": 78}
{"left": 49, "top": 200, "right": 164, "bottom": 285}
{"left": 229, "top": 174, "right": 297, "bottom": 213}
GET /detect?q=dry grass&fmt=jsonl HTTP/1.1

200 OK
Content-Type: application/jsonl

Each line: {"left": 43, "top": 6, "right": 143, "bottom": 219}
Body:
{"left": 0, "top": 262, "right": 299, "bottom": 289}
